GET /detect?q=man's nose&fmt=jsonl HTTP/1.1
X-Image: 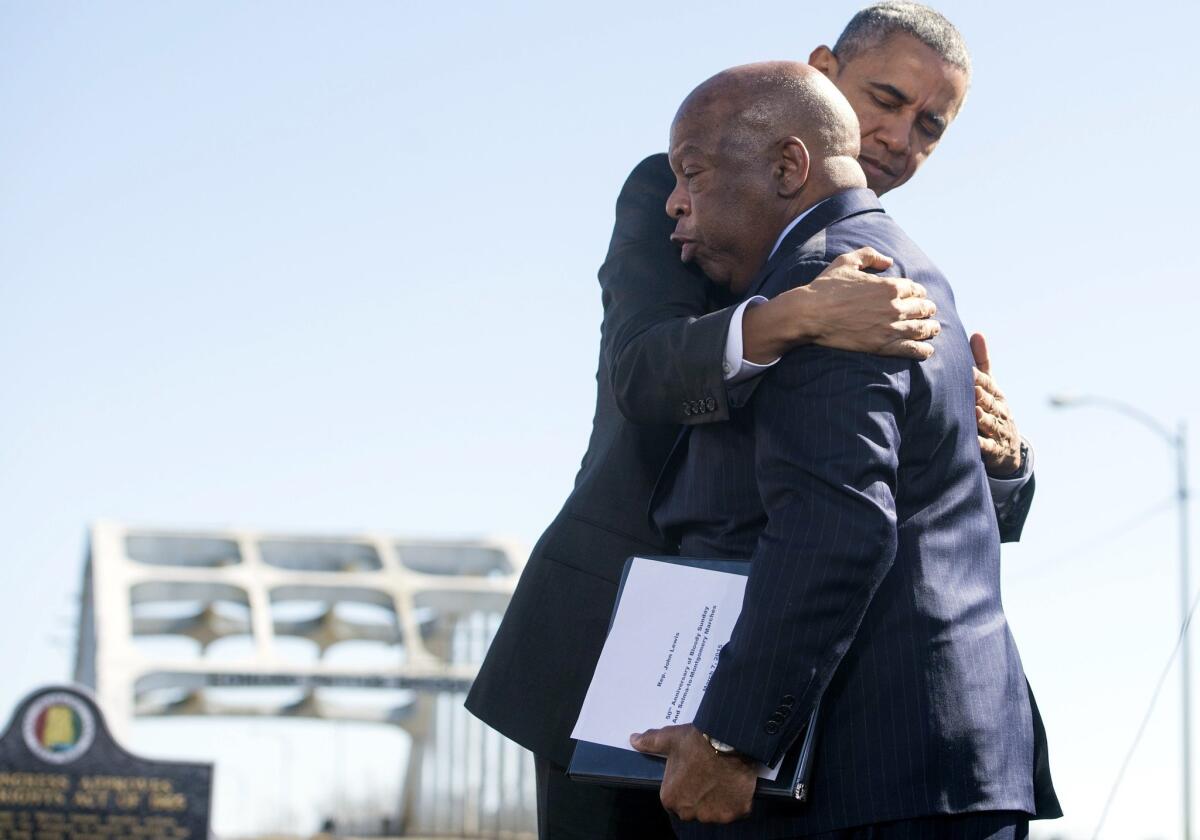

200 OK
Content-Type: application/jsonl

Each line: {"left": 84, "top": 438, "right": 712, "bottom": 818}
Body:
{"left": 665, "top": 182, "right": 690, "bottom": 219}
{"left": 875, "top": 114, "right": 912, "bottom": 157}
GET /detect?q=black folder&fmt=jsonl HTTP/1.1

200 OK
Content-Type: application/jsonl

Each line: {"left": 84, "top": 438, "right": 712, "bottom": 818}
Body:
{"left": 567, "top": 555, "right": 820, "bottom": 802}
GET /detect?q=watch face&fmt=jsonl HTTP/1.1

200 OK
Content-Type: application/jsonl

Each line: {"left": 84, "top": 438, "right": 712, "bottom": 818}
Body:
{"left": 705, "top": 734, "right": 736, "bottom": 754}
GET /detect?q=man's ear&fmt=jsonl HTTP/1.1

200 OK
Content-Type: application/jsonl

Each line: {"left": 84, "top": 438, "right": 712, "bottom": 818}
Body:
{"left": 775, "top": 137, "right": 810, "bottom": 198}
{"left": 808, "top": 45, "right": 838, "bottom": 79}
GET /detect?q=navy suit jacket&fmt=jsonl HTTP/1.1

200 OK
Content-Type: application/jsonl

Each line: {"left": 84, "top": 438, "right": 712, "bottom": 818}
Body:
{"left": 654, "top": 188, "right": 1058, "bottom": 835}
{"left": 467, "top": 154, "right": 1037, "bottom": 773}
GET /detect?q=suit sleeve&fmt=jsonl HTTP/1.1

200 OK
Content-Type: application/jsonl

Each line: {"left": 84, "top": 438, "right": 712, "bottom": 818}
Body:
{"left": 996, "top": 472, "right": 1035, "bottom": 542}
{"left": 599, "top": 154, "right": 738, "bottom": 426}
{"left": 690, "top": 264, "right": 909, "bottom": 767}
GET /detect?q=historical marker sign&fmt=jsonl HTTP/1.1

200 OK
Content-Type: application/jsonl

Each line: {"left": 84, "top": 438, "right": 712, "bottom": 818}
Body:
{"left": 0, "top": 685, "right": 211, "bottom": 839}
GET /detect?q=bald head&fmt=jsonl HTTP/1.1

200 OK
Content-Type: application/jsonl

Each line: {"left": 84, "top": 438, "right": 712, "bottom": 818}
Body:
{"left": 673, "top": 61, "right": 862, "bottom": 179}
{"left": 665, "top": 61, "right": 868, "bottom": 294}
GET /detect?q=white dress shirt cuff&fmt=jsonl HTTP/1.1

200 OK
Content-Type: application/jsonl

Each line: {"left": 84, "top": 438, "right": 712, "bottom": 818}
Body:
{"left": 723, "top": 296, "right": 779, "bottom": 385}
{"left": 988, "top": 437, "right": 1035, "bottom": 506}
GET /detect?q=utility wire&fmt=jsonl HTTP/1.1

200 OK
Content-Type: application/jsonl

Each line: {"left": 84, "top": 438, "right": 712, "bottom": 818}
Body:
{"left": 1001, "top": 492, "right": 1184, "bottom": 835}
{"left": 1093, "top": 570, "right": 1200, "bottom": 839}
{"left": 1008, "top": 495, "right": 1175, "bottom": 583}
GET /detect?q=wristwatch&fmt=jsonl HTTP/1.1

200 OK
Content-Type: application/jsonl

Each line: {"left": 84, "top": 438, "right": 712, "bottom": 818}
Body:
{"left": 702, "top": 733, "right": 740, "bottom": 756}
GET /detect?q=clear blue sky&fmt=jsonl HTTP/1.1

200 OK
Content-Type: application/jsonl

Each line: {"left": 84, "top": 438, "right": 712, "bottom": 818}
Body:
{"left": 2, "top": 2, "right": 1198, "bottom": 837}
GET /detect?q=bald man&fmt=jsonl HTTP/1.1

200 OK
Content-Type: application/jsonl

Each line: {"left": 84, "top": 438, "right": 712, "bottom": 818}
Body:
{"left": 467, "top": 4, "right": 1044, "bottom": 837}
{"left": 634, "top": 61, "right": 1053, "bottom": 839}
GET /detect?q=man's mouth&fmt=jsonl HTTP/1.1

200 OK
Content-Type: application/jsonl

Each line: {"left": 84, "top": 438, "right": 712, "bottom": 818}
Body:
{"left": 671, "top": 233, "right": 698, "bottom": 262}
{"left": 859, "top": 154, "right": 896, "bottom": 181}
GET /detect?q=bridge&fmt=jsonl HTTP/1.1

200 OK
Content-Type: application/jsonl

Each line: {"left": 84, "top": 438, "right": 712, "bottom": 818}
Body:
{"left": 72, "top": 520, "right": 536, "bottom": 836}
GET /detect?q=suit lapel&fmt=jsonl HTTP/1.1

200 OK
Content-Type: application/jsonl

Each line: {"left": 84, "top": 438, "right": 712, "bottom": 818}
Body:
{"left": 647, "top": 189, "right": 887, "bottom": 537}
{"left": 743, "top": 188, "right": 886, "bottom": 301}
{"left": 725, "top": 189, "right": 886, "bottom": 411}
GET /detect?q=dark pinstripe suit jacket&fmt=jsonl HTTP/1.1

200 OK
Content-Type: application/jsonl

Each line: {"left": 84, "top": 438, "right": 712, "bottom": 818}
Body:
{"left": 654, "top": 188, "right": 1058, "bottom": 835}
{"left": 467, "top": 154, "right": 1037, "bottom": 775}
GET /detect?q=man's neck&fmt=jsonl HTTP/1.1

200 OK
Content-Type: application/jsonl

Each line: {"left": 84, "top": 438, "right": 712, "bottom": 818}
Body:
{"left": 767, "top": 200, "right": 826, "bottom": 261}
{"left": 767, "top": 161, "right": 869, "bottom": 260}
{"left": 767, "top": 185, "right": 860, "bottom": 260}
{"left": 730, "top": 168, "right": 868, "bottom": 294}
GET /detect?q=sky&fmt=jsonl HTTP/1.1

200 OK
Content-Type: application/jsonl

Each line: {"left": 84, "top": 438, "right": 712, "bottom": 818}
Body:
{"left": 1, "top": 1, "right": 1199, "bottom": 837}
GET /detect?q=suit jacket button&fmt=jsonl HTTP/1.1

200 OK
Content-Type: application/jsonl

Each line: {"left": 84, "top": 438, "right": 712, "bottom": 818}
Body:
{"left": 706, "top": 397, "right": 716, "bottom": 411}
{"left": 765, "top": 721, "right": 780, "bottom": 735}
{"left": 769, "top": 712, "right": 785, "bottom": 724}
{"left": 782, "top": 694, "right": 795, "bottom": 706}
{"left": 683, "top": 403, "right": 692, "bottom": 416}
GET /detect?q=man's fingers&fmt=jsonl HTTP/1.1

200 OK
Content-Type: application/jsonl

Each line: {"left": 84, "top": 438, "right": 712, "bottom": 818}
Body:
{"left": 630, "top": 727, "right": 675, "bottom": 755}
{"left": 881, "top": 277, "right": 928, "bottom": 301}
{"left": 892, "top": 317, "right": 941, "bottom": 341}
{"left": 894, "top": 297, "right": 937, "bottom": 321}
{"left": 976, "top": 407, "right": 1005, "bottom": 439}
{"left": 969, "top": 332, "right": 991, "bottom": 375}
{"left": 972, "top": 367, "right": 992, "bottom": 391}
{"left": 974, "top": 372, "right": 1004, "bottom": 402}
{"left": 979, "top": 435, "right": 1003, "bottom": 458}
{"left": 974, "top": 385, "right": 998, "bottom": 415}
{"left": 974, "top": 403, "right": 993, "bottom": 436}
{"left": 830, "top": 245, "right": 894, "bottom": 272}
{"left": 671, "top": 804, "right": 696, "bottom": 822}
{"left": 881, "top": 338, "right": 935, "bottom": 361}
{"left": 975, "top": 386, "right": 1010, "bottom": 422}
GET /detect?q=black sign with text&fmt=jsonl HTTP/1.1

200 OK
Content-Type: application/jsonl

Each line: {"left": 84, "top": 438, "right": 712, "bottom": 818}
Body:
{"left": 0, "top": 685, "right": 212, "bottom": 839}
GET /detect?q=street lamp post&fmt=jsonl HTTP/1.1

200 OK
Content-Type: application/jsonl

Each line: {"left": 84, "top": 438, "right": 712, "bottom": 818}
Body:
{"left": 1050, "top": 394, "right": 1192, "bottom": 840}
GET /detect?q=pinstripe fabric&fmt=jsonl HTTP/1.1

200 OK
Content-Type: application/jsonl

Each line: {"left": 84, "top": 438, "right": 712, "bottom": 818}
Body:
{"left": 653, "top": 189, "right": 1056, "bottom": 837}
{"left": 667, "top": 809, "right": 1030, "bottom": 840}
{"left": 468, "top": 155, "right": 1047, "bottom": 835}
{"left": 467, "top": 155, "right": 1037, "bottom": 776}
{"left": 701, "top": 809, "right": 1030, "bottom": 839}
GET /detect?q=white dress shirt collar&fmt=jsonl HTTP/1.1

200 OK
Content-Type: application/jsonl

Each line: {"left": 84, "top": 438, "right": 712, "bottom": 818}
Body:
{"left": 766, "top": 197, "right": 833, "bottom": 261}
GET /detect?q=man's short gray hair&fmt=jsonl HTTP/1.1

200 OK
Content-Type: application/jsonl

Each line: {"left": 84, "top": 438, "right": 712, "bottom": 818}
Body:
{"left": 833, "top": 2, "right": 971, "bottom": 78}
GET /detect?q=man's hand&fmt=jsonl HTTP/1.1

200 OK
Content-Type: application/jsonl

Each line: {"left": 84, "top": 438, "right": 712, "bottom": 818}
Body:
{"left": 971, "top": 332, "right": 1022, "bottom": 476}
{"left": 630, "top": 724, "right": 756, "bottom": 823}
{"left": 742, "top": 246, "right": 940, "bottom": 364}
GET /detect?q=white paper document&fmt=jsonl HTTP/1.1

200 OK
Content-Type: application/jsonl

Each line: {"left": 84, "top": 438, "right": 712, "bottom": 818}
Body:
{"left": 570, "top": 556, "right": 781, "bottom": 780}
